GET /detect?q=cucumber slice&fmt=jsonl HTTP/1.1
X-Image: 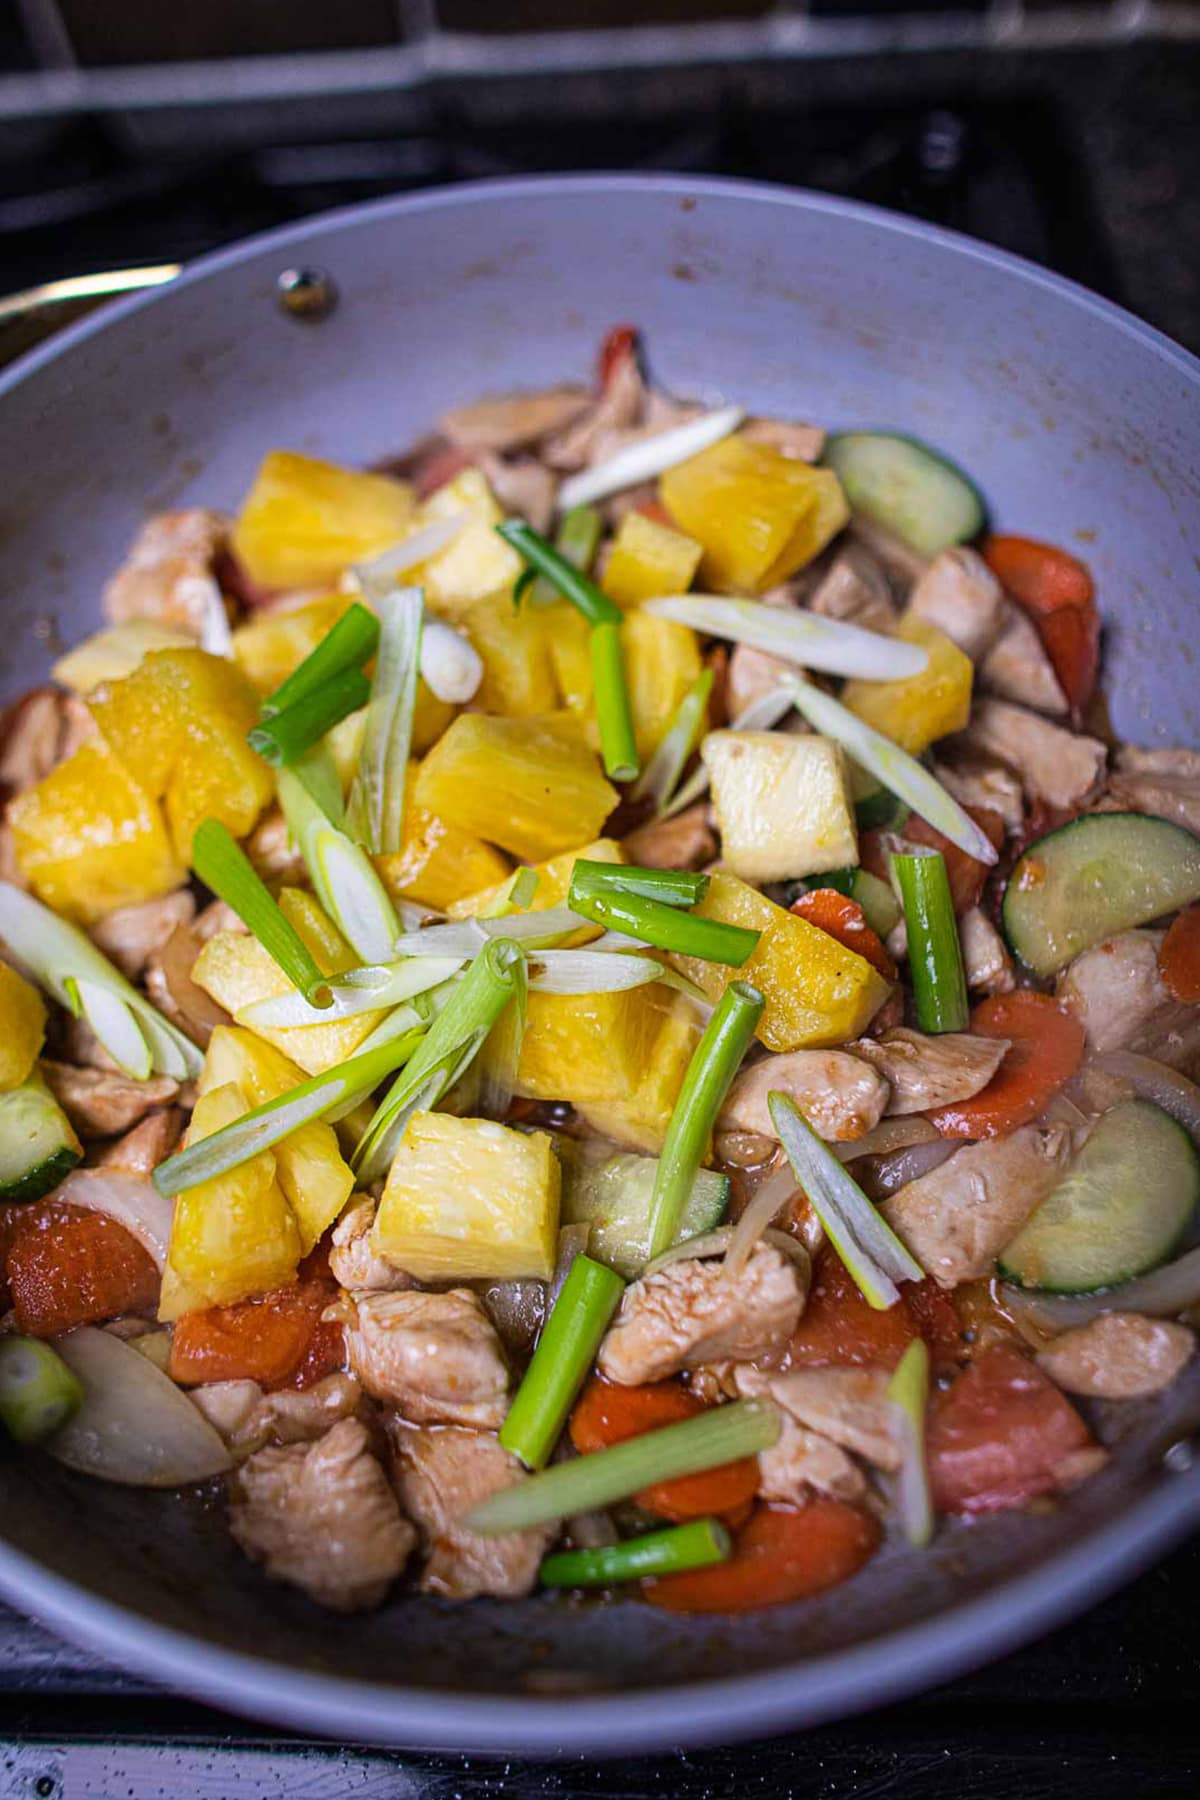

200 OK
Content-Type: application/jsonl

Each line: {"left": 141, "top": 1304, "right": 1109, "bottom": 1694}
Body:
{"left": 0, "top": 1079, "right": 82, "bottom": 1204}
{"left": 854, "top": 787, "right": 909, "bottom": 834}
{"left": 824, "top": 432, "right": 986, "bottom": 558}
{"left": 560, "top": 1145, "right": 729, "bottom": 1279}
{"left": 1002, "top": 811, "right": 1200, "bottom": 978}
{"left": 998, "top": 1100, "right": 1199, "bottom": 1292}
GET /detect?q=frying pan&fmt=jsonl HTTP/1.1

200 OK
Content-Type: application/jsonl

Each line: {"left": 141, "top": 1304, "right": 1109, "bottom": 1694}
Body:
{"left": 0, "top": 175, "right": 1198, "bottom": 1755}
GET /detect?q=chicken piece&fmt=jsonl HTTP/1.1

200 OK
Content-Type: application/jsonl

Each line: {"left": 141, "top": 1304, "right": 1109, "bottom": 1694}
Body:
{"left": 345, "top": 1289, "right": 509, "bottom": 1427}
{"left": 39, "top": 1061, "right": 179, "bottom": 1139}
{"left": 1057, "top": 929, "right": 1200, "bottom": 1069}
{"left": 145, "top": 918, "right": 231, "bottom": 1048}
{"left": 89, "top": 891, "right": 195, "bottom": 979}
{"left": 759, "top": 1412, "right": 869, "bottom": 1505}
{"left": 191, "top": 1379, "right": 264, "bottom": 1450}
{"left": 846, "top": 515, "right": 928, "bottom": 594}
{"left": 907, "top": 548, "right": 1005, "bottom": 663}
{"left": 741, "top": 417, "right": 826, "bottom": 463}
{"left": 930, "top": 757, "right": 1024, "bottom": 836}
{"left": 103, "top": 507, "right": 231, "bottom": 636}
{"left": 194, "top": 1372, "right": 363, "bottom": 1458}
{"left": 229, "top": 1417, "right": 414, "bottom": 1611}
{"left": 195, "top": 898, "right": 246, "bottom": 940}
{"left": 245, "top": 808, "right": 307, "bottom": 888}
{"left": 439, "top": 386, "right": 590, "bottom": 454}
{"left": 330, "top": 1197, "right": 416, "bottom": 1294}
{"left": 978, "top": 603, "right": 1068, "bottom": 716}
{"left": 0, "top": 686, "right": 95, "bottom": 796}
{"left": 387, "top": 1420, "right": 553, "bottom": 1601}
{"left": 958, "top": 906, "right": 1016, "bottom": 996}
{"left": 1101, "top": 744, "right": 1200, "bottom": 836}
{"left": 721, "top": 1049, "right": 890, "bottom": 1143}
{"left": 725, "top": 643, "right": 795, "bottom": 717}
{"left": 806, "top": 546, "right": 897, "bottom": 637}
{"left": 745, "top": 1366, "right": 901, "bottom": 1471}
{"left": 622, "top": 803, "right": 717, "bottom": 872}
{"left": 541, "top": 349, "right": 646, "bottom": 471}
{"left": 478, "top": 452, "right": 557, "bottom": 536}
{"left": 1037, "top": 1313, "right": 1195, "bottom": 1400}
{"left": 95, "top": 1107, "right": 186, "bottom": 1175}
{"left": 882, "top": 1124, "right": 1074, "bottom": 1287}
{"left": 958, "top": 699, "right": 1106, "bottom": 809}
{"left": 598, "top": 1242, "right": 805, "bottom": 1385}
{"left": 850, "top": 1027, "right": 1009, "bottom": 1115}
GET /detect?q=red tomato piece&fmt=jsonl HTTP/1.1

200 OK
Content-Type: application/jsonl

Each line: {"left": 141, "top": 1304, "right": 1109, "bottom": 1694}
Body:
{"left": 1037, "top": 602, "right": 1100, "bottom": 718}
{"left": 6, "top": 1202, "right": 159, "bottom": 1338}
{"left": 928, "top": 1343, "right": 1099, "bottom": 1514}
{"left": 569, "top": 1376, "right": 759, "bottom": 1523}
{"left": 928, "top": 990, "right": 1085, "bottom": 1139}
{"left": 787, "top": 1249, "right": 962, "bottom": 1372}
{"left": 647, "top": 1499, "right": 880, "bottom": 1613}
{"left": 789, "top": 888, "right": 897, "bottom": 981}
{"left": 168, "top": 1279, "right": 336, "bottom": 1390}
{"left": 983, "top": 535, "right": 1094, "bottom": 615}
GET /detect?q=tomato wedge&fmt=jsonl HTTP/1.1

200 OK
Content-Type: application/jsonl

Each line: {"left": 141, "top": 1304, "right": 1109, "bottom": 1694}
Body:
{"left": 6, "top": 1201, "right": 159, "bottom": 1338}
{"left": 789, "top": 888, "right": 896, "bottom": 980}
{"left": 788, "top": 1248, "right": 961, "bottom": 1372}
{"left": 1159, "top": 905, "right": 1200, "bottom": 1003}
{"left": 983, "top": 535, "right": 1094, "bottom": 615}
{"left": 928, "top": 1343, "right": 1099, "bottom": 1514}
{"left": 928, "top": 990, "right": 1085, "bottom": 1139}
{"left": 169, "top": 1279, "right": 337, "bottom": 1390}
{"left": 569, "top": 1376, "right": 759, "bottom": 1523}
{"left": 647, "top": 1499, "right": 880, "bottom": 1613}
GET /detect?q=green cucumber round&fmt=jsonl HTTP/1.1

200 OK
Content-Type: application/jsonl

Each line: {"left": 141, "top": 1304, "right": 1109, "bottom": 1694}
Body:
{"left": 0, "top": 1080, "right": 81, "bottom": 1205}
{"left": 1002, "top": 811, "right": 1200, "bottom": 978}
{"left": 559, "top": 1146, "right": 728, "bottom": 1280}
{"left": 824, "top": 432, "right": 985, "bottom": 558}
{"left": 998, "top": 1099, "right": 1199, "bottom": 1292}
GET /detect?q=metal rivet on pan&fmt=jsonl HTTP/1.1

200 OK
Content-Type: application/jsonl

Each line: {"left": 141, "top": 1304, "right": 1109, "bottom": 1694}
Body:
{"left": 276, "top": 267, "right": 338, "bottom": 322}
{"left": 1162, "top": 1439, "right": 1196, "bottom": 1473}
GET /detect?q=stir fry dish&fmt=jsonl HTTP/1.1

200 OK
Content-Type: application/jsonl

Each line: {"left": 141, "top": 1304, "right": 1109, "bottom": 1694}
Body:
{"left": 2, "top": 324, "right": 1199, "bottom": 1618}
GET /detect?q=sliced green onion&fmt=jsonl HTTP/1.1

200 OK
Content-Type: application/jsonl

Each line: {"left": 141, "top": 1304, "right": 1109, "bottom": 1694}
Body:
{"left": 478, "top": 951, "right": 528, "bottom": 1121}
{"left": 263, "top": 601, "right": 379, "bottom": 718}
{"left": 67, "top": 977, "right": 152, "bottom": 1081}
{"left": 647, "top": 980, "right": 764, "bottom": 1261}
{"left": 768, "top": 1091, "right": 924, "bottom": 1310}
{"left": 465, "top": 1399, "right": 778, "bottom": 1535}
{"left": 191, "top": 818, "right": 332, "bottom": 1010}
{"left": 529, "top": 504, "right": 603, "bottom": 608}
{"left": 391, "top": 906, "right": 580, "bottom": 960}
{"left": 568, "top": 879, "right": 759, "bottom": 969}
{"left": 785, "top": 676, "right": 998, "bottom": 866}
{"left": 556, "top": 405, "right": 745, "bottom": 513}
{"left": 0, "top": 1336, "right": 84, "bottom": 1444}
{"left": 500, "top": 1253, "right": 625, "bottom": 1470}
{"left": 354, "top": 938, "right": 526, "bottom": 1183}
{"left": 153, "top": 1033, "right": 420, "bottom": 1198}
{"left": 540, "top": 1518, "right": 731, "bottom": 1589}
{"left": 248, "top": 667, "right": 370, "bottom": 767}
{"left": 662, "top": 683, "right": 794, "bottom": 819}
{"left": 419, "top": 617, "right": 482, "bottom": 705}
{"left": 350, "top": 516, "right": 467, "bottom": 596}
{"left": 345, "top": 585, "right": 423, "bottom": 855}
{"left": 479, "top": 865, "right": 540, "bottom": 919}
{"left": 278, "top": 768, "right": 400, "bottom": 966}
{"left": 239, "top": 954, "right": 465, "bottom": 1028}
{"left": 887, "top": 1338, "right": 933, "bottom": 1547}
{"left": 645, "top": 594, "right": 927, "bottom": 682}
{"left": 589, "top": 620, "right": 640, "bottom": 783}
{"left": 292, "top": 742, "right": 346, "bottom": 827}
{"left": 570, "top": 861, "right": 708, "bottom": 909}
{"left": 496, "top": 519, "right": 621, "bottom": 627}
{"left": 527, "top": 950, "right": 663, "bottom": 995}
{"left": 630, "top": 667, "right": 713, "bottom": 811}
{"left": 892, "top": 850, "right": 968, "bottom": 1033}
{"left": 0, "top": 882, "right": 202, "bottom": 1080}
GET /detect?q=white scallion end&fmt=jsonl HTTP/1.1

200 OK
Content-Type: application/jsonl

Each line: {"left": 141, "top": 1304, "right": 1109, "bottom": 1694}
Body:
{"left": 419, "top": 618, "right": 483, "bottom": 704}
{"left": 556, "top": 406, "right": 745, "bottom": 512}
{"left": 645, "top": 595, "right": 928, "bottom": 682}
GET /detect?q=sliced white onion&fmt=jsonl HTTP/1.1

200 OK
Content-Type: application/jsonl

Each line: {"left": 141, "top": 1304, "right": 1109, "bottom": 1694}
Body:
{"left": 556, "top": 405, "right": 744, "bottom": 512}
{"left": 527, "top": 951, "right": 661, "bottom": 995}
{"left": 47, "top": 1327, "right": 232, "bottom": 1487}
{"left": 857, "top": 1137, "right": 957, "bottom": 1197}
{"left": 239, "top": 955, "right": 464, "bottom": 1028}
{"left": 1085, "top": 1052, "right": 1200, "bottom": 1141}
{"left": 70, "top": 979, "right": 152, "bottom": 1082}
{"left": 661, "top": 684, "right": 795, "bottom": 819}
{"left": 420, "top": 618, "right": 483, "bottom": 705}
{"left": 762, "top": 1227, "right": 815, "bottom": 1277}
{"left": 831, "top": 1117, "right": 941, "bottom": 1164}
{"left": 724, "top": 1163, "right": 797, "bottom": 1281}
{"left": 348, "top": 514, "right": 467, "bottom": 594}
{"left": 198, "top": 580, "right": 234, "bottom": 658}
{"left": 644, "top": 1227, "right": 734, "bottom": 1276}
{"left": 646, "top": 595, "right": 928, "bottom": 683}
{"left": 58, "top": 1169, "right": 175, "bottom": 1269}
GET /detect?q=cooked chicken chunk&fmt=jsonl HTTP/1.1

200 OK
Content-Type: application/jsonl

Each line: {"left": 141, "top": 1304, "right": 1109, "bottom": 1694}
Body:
{"left": 542, "top": 347, "right": 646, "bottom": 471}
{"left": 345, "top": 1289, "right": 509, "bottom": 1427}
{"left": 1101, "top": 744, "right": 1200, "bottom": 836}
{"left": 478, "top": 452, "right": 557, "bottom": 536}
{"left": 330, "top": 1197, "right": 416, "bottom": 1294}
{"left": 726, "top": 643, "right": 795, "bottom": 717}
{"left": 103, "top": 507, "right": 231, "bottom": 636}
{"left": 388, "top": 1420, "right": 554, "bottom": 1601}
{"left": 979, "top": 603, "right": 1069, "bottom": 716}
{"left": 439, "top": 386, "right": 590, "bottom": 454}
{"left": 245, "top": 807, "right": 307, "bottom": 887}
{"left": 850, "top": 1027, "right": 1009, "bottom": 1115}
{"left": 806, "top": 546, "right": 897, "bottom": 637}
{"left": 741, "top": 416, "right": 826, "bottom": 463}
{"left": 746, "top": 1366, "right": 902, "bottom": 1471}
{"left": 882, "top": 1124, "right": 1074, "bottom": 1287}
{"left": 846, "top": 516, "right": 928, "bottom": 592}
{"left": 958, "top": 699, "right": 1106, "bottom": 809}
{"left": 229, "top": 1417, "right": 414, "bottom": 1611}
{"left": 958, "top": 906, "right": 1016, "bottom": 995}
{"left": 191, "top": 1380, "right": 264, "bottom": 1450}
{"left": 907, "top": 548, "right": 1005, "bottom": 662}
{"left": 622, "top": 802, "right": 717, "bottom": 871}
{"left": 40, "top": 1061, "right": 179, "bottom": 1139}
{"left": 0, "top": 686, "right": 95, "bottom": 795}
{"left": 598, "top": 1243, "right": 805, "bottom": 1385}
{"left": 194, "top": 1373, "right": 363, "bottom": 1458}
{"left": 95, "top": 1107, "right": 186, "bottom": 1175}
{"left": 1057, "top": 930, "right": 1200, "bottom": 1068}
{"left": 721, "top": 1049, "right": 890, "bottom": 1143}
{"left": 90, "top": 891, "right": 195, "bottom": 979}
{"left": 930, "top": 757, "right": 1024, "bottom": 836}
{"left": 145, "top": 918, "right": 231, "bottom": 1048}
{"left": 1036, "top": 1313, "right": 1195, "bottom": 1400}
{"left": 757, "top": 1412, "right": 868, "bottom": 1505}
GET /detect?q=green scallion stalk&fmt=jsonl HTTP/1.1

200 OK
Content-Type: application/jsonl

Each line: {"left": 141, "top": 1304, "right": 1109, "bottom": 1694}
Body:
{"left": 190, "top": 818, "right": 332, "bottom": 1009}
{"left": 588, "top": 620, "right": 640, "bottom": 784}
{"left": 278, "top": 767, "right": 401, "bottom": 966}
{"left": 248, "top": 667, "right": 370, "bottom": 767}
{"left": 887, "top": 1338, "right": 933, "bottom": 1547}
{"left": 540, "top": 1517, "right": 730, "bottom": 1589}
{"left": 647, "top": 980, "right": 764, "bottom": 1261}
{"left": 630, "top": 666, "right": 713, "bottom": 812}
{"left": 464, "top": 1399, "right": 779, "bottom": 1535}
{"left": 892, "top": 850, "right": 969, "bottom": 1033}
{"left": 0, "top": 1336, "right": 84, "bottom": 1443}
{"left": 529, "top": 504, "right": 603, "bottom": 608}
{"left": 567, "top": 879, "right": 759, "bottom": 968}
{"left": 497, "top": 519, "right": 622, "bottom": 627}
{"left": 570, "top": 861, "right": 708, "bottom": 909}
{"left": 262, "top": 601, "right": 379, "bottom": 717}
{"left": 499, "top": 1254, "right": 625, "bottom": 1471}
{"left": 345, "top": 585, "right": 423, "bottom": 856}
{"left": 478, "top": 864, "right": 540, "bottom": 920}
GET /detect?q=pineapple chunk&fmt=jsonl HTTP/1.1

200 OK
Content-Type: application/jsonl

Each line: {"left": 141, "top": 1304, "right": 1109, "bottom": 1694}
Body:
{"left": 89, "top": 647, "right": 273, "bottom": 859}
{"left": 504, "top": 983, "right": 669, "bottom": 1108}
{"left": 841, "top": 614, "right": 973, "bottom": 755}
{"left": 702, "top": 731, "right": 857, "bottom": 883}
{"left": 446, "top": 836, "right": 624, "bottom": 921}
{"left": 545, "top": 602, "right": 593, "bottom": 723}
{"left": 232, "top": 451, "right": 416, "bottom": 591}
{"left": 414, "top": 713, "right": 617, "bottom": 863}
{"left": 232, "top": 591, "right": 352, "bottom": 696}
{"left": 373, "top": 1110, "right": 560, "bottom": 1281}
{"left": 375, "top": 763, "right": 511, "bottom": 911}
{"left": 623, "top": 612, "right": 705, "bottom": 762}
{"left": 0, "top": 963, "right": 45, "bottom": 1091}
{"left": 407, "top": 469, "right": 523, "bottom": 619}
{"left": 52, "top": 620, "right": 195, "bottom": 694}
{"left": 601, "top": 512, "right": 702, "bottom": 607}
{"left": 575, "top": 993, "right": 703, "bottom": 1153}
{"left": 463, "top": 588, "right": 558, "bottom": 717}
{"left": 670, "top": 872, "right": 890, "bottom": 1051}
{"left": 661, "top": 435, "right": 849, "bottom": 593}
{"left": 10, "top": 738, "right": 184, "bottom": 924}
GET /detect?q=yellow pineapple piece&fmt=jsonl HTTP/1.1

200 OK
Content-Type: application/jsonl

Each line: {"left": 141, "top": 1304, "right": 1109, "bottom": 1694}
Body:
{"left": 52, "top": 620, "right": 195, "bottom": 694}
{"left": 373, "top": 1110, "right": 560, "bottom": 1281}
{"left": 702, "top": 731, "right": 857, "bottom": 883}
{"left": 622, "top": 611, "right": 705, "bottom": 761}
{"left": 446, "top": 836, "right": 624, "bottom": 920}
{"left": 545, "top": 602, "right": 593, "bottom": 723}
{"left": 232, "top": 451, "right": 416, "bottom": 591}
{"left": 374, "top": 763, "right": 511, "bottom": 911}
{"left": 841, "top": 614, "right": 973, "bottom": 755}
{"left": 9, "top": 738, "right": 184, "bottom": 924}
{"left": 601, "top": 512, "right": 702, "bottom": 607}
{"left": 463, "top": 588, "right": 558, "bottom": 717}
{"left": 231, "top": 591, "right": 352, "bottom": 696}
{"left": 661, "top": 435, "right": 849, "bottom": 593}
{"left": 0, "top": 963, "right": 45, "bottom": 1091}
{"left": 576, "top": 993, "right": 703, "bottom": 1153}
{"left": 414, "top": 712, "right": 617, "bottom": 863}
{"left": 408, "top": 468, "right": 523, "bottom": 619}
{"left": 670, "top": 872, "right": 891, "bottom": 1051}
{"left": 503, "top": 983, "right": 669, "bottom": 1108}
